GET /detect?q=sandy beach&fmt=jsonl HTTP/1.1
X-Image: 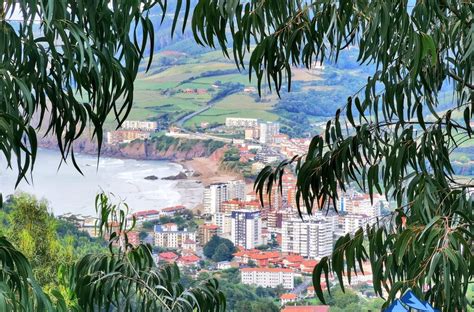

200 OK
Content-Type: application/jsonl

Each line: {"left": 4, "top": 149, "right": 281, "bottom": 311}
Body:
{"left": 181, "top": 157, "right": 242, "bottom": 186}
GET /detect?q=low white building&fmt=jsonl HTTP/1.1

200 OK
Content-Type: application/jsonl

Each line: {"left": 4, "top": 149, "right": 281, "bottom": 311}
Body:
{"left": 122, "top": 120, "right": 157, "bottom": 131}
{"left": 343, "top": 214, "right": 370, "bottom": 235}
{"left": 240, "top": 268, "right": 295, "bottom": 289}
{"left": 225, "top": 117, "right": 259, "bottom": 128}
{"left": 154, "top": 223, "right": 196, "bottom": 250}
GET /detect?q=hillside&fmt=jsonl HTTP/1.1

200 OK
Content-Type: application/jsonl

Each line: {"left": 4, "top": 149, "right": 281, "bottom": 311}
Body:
{"left": 112, "top": 40, "right": 374, "bottom": 138}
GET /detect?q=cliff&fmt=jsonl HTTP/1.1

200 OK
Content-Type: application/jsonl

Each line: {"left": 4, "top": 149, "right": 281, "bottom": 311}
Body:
{"left": 39, "top": 135, "right": 227, "bottom": 161}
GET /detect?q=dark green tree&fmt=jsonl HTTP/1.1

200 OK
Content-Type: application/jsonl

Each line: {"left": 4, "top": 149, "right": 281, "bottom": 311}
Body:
{"left": 6, "top": 194, "right": 74, "bottom": 287}
{"left": 168, "top": 0, "right": 474, "bottom": 310}
{"left": 250, "top": 299, "right": 279, "bottom": 312}
{"left": 204, "top": 235, "right": 236, "bottom": 261}
{"left": 212, "top": 243, "right": 231, "bottom": 262}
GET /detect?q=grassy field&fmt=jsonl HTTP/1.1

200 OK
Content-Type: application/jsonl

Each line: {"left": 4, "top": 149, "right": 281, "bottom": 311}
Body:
{"left": 184, "top": 93, "right": 279, "bottom": 127}
{"left": 109, "top": 48, "right": 280, "bottom": 130}
{"left": 110, "top": 48, "right": 366, "bottom": 131}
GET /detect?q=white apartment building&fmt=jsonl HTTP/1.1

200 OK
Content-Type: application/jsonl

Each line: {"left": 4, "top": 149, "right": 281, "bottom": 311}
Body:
{"left": 343, "top": 214, "right": 371, "bottom": 235}
{"left": 213, "top": 212, "right": 232, "bottom": 236}
{"left": 240, "top": 268, "right": 295, "bottom": 289}
{"left": 154, "top": 223, "right": 196, "bottom": 250}
{"left": 227, "top": 180, "right": 246, "bottom": 201}
{"left": 122, "top": 120, "right": 158, "bottom": 131}
{"left": 231, "top": 210, "right": 262, "bottom": 249}
{"left": 203, "top": 181, "right": 246, "bottom": 215}
{"left": 259, "top": 121, "right": 280, "bottom": 144}
{"left": 281, "top": 216, "right": 334, "bottom": 259}
{"left": 225, "top": 117, "right": 259, "bottom": 128}
{"left": 341, "top": 192, "right": 386, "bottom": 219}
{"left": 106, "top": 130, "right": 150, "bottom": 144}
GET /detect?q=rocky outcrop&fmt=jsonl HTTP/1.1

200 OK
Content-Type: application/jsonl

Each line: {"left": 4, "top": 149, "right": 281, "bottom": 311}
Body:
{"left": 38, "top": 135, "right": 227, "bottom": 162}
{"left": 162, "top": 172, "right": 187, "bottom": 180}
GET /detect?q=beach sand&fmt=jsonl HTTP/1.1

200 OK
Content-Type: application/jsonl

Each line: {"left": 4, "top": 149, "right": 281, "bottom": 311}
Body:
{"left": 181, "top": 157, "right": 242, "bottom": 186}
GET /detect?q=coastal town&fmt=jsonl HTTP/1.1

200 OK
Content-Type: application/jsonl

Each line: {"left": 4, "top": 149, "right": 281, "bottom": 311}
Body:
{"left": 59, "top": 117, "right": 390, "bottom": 310}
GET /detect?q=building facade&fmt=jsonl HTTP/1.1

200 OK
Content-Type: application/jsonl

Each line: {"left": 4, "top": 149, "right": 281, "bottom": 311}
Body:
{"left": 198, "top": 224, "right": 219, "bottom": 245}
{"left": 122, "top": 120, "right": 158, "bottom": 131}
{"left": 203, "top": 181, "right": 246, "bottom": 215}
{"left": 107, "top": 130, "right": 150, "bottom": 144}
{"left": 225, "top": 117, "right": 259, "bottom": 128}
{"left": 281, "top": 216, "right": 334, "bottom": 259}
{"left": 231, "top": 210, "right": 262, "bottom": 249}
{"left": 259, "top": 121, "right": 280, "bottom": 144}
{"left": 154, "top": 223, "right": 196, "bottom": 250}
{"left": 240, "top": 268, "right": 295, "bottom": 289}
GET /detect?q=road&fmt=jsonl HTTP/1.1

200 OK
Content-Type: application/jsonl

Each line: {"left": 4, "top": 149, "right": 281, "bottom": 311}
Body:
{"left": 292, "top": 278, "right": 312, "bottom": 295}
{"left": 166, "top": 131, "right": 233, "bottom": 143}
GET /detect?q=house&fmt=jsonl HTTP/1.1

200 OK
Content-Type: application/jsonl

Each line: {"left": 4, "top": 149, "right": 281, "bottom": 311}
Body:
{"left": 161, "top": 205, "right": 186, "bottom": 216}
{"left": 182, "top": 238, "right": 197, "bottom": 252}
{"left": 177, "top": 254, "right": 201, "bottom": 267}
{"left": 132, "top": 210, "right": 160, "bottom": 222}
{"left": 248, "top": 251, "right": 280, "bottom": 267}
{"left": 158, "top": 252, "right": 179, "bottom": 263}
{"left": 300, "top": 260, "right": 318, "bottom": 273}
{"left": 282, "top": 255, "right": 304, "bottom": 269}
{"left": 216, "top": 261, "right": 239, "bottom": 270}
{"left": 280, "top": 293, "right": 298, "bottom": 305}
{"left": 280, "top": 306, "right": 330, "bottom": 312}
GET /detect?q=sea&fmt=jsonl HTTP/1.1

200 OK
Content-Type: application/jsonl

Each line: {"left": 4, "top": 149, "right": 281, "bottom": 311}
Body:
{"left": 0, "top": 149, "right": 201, "bottom": 216}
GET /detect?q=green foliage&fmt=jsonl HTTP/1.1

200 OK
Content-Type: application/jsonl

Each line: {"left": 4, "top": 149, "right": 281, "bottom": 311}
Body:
{"left": 6, "top": 194, "right": 67, "bottom": 286}
{"left": 0, "top": 0, "right": 158, "bottom": 185}
{"left": 145, "top": 210, "right": 197, "bottom": 231}
{"left": 203, "top": 236, "right": 236, "bottom": 262}
{"left": 0, "top": 193, "right": 226, "bottom": 311}
{"left": 294, "top": 277, "right": 303, "bottom": 287}
{"left": 152, "top": 135, "right": 225, "bottom": 154}
{"left": 227, "top": 0, "right": 474, "bottom": 310}
{"left": 328, "top": 288, "right": 360, "bottom": 309}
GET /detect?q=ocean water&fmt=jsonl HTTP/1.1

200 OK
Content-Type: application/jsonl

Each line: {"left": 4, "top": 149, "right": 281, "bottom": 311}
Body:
{"left": 0, "top": 149, "right": 198, "bottom": 216}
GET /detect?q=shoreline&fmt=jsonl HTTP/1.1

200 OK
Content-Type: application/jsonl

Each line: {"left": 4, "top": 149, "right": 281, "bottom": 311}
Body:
{"left": 33, "top": 146, "right": 241, "bottom": 213}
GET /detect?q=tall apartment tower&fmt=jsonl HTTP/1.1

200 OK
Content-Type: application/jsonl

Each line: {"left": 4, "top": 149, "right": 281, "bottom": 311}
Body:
{"left": 281, "top": 216, "right": 334, "bottom": 259}
{"left": 203, "top": 181, "right": 246, "bottom": 215}
{"left": 259, "top": 121, "right": 280, "bottom": 144}
{"left": 231, "top": 210, "right": 262, "bottom": 249}
{"left": 203, "top": 183, "right": 228, "bottom": 215}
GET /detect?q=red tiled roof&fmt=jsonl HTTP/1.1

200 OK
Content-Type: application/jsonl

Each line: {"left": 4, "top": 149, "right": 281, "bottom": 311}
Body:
{"left": 301, "top": 260, "right": 318, "bottom": 268}
{"left": 248, "top": 251, "right": 279, "bottom": 260}
{"left": 281, "top": 306, "right": 330, "bottom": 312}
{"left": 162, "top": 205, "right": 186, "bottom": 212}
{"left": 184, "top": 239, "right": 196, "bottom": 244}
{"left": 159, "top": 252, "right": 178, "bottom": 259}
{"left": 133, "top": 210, "right": 160, "bottom": 217}
{"left": 202, "top": 224, "right": 219, "bottom": 230}
{"left": 280, "top": 293, "right": 297, "bottom": 300}
{"left": 233, "top": 249, "right": 260, "bottom": 257}
{"left": 178, "top": 254, "right": 200, "bottom": 263}
{"left": 284, "top": 255, "right": 304, "bottom": 263}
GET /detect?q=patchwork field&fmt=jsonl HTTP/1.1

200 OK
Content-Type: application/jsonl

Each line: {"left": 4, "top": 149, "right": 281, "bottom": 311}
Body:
{"left": 184, "top": 93, "right": 279, "bottom": 127}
